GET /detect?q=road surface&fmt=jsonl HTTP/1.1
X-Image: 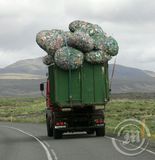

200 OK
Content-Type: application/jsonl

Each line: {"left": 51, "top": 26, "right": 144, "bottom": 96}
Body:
{"left": 0, "top": 122, "right": 154, "bottom": 160}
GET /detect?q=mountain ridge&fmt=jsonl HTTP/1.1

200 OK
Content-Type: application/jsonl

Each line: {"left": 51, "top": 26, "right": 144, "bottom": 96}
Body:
{"left": 0, "top": 58, "right": 155, "bottom": 96}
{"left": 0, "top": 57, "right": 47, "bottom": 76}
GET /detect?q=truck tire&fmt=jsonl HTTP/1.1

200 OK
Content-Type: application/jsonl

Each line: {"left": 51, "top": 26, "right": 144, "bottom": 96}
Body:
{"left": 96, "top": 126, "right": 105, "bottom": 137}
{"left": 46, "top": 117, "right": 53, "bottom": 137}
{"left": 87, "top": 129, "right": 94, "bottom": 135}
{"left": 53, "top": 129, "right": 62, "bottom": 139}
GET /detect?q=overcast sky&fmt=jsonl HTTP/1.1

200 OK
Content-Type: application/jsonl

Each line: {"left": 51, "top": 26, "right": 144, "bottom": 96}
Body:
{"left": 0, "top": 0, "right": 155, "bottom": 71}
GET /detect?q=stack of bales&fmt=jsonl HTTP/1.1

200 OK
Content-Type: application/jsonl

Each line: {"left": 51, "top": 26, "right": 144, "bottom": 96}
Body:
{"left": 36, "top": 20, "right": 119, "bottom": 70}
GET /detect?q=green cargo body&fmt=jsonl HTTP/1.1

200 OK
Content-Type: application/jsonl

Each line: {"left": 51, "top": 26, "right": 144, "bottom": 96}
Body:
{"left": 49, "top": 62, "right": 109, "bottom": 107}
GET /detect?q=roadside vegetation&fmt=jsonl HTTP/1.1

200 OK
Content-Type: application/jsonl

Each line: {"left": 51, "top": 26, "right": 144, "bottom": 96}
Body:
{"left": 0, "top": 97, "right": 45, "bottom": 123}
{"left": 0, "top": 97, "right": 154, "bottom": 139}
{"left": 106, "top": 99, "right": 155, "bottom": 140}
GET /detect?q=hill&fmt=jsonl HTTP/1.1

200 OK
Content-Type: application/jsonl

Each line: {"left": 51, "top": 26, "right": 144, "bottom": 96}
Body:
{"left": 0, "top": 58, "right": 155, "bottom": 96}
{"left": 0, "top": 57, "right": 47, "bottom": 76}
{"left": 109, "top": 64, "right": 155, "bottom": 93}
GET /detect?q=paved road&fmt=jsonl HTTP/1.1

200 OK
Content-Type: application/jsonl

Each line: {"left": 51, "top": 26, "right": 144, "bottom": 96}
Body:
{"left": 0, "top": 122, "right": 155, "bottom": 160}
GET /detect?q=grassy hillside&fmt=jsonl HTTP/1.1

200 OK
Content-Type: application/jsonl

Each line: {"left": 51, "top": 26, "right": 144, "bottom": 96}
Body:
{"left": 0, "top": 97, "right": 154, "bottom": 140}
{"left": 0, "top": 79, "right": 46, "bottom": 97}
{"left": 0, "top": 57, "right": 47, "bottom": 75}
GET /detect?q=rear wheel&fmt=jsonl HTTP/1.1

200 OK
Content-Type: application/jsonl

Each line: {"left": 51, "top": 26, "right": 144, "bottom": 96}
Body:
{"left": 46, "top": 117, "right": 53, "bottom": 137}
{"left": 96, "top": 126, "right": 105, "bottom": 137}
{"left": 87, "top": 129, "right": 94, "bottom": 135}
{"left": 53, "top": 128, "right": 62, "bottom": 139}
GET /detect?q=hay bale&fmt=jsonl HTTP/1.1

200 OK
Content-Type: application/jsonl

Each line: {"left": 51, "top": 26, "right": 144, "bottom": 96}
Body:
{"left": 104, "top": 36, "right": 119, "bottom": 56}
{"left": 91, "top": 34, "right": 107, "bottom": 50}
{"left": 36, "top": 20, "right": 119, "bottom": 69}
{"left": 85, "top": 50, "right": 111, "bottom": 64}
{"left": 42, "top": 55, "right": 54, "bottom": 65}
{"left": 69, "top": 20, "right": 104, "bottom": 36}
{"left": 54, "top": 47, "right": 84, "bottom": 70}
{"left": 36, "top": 30, "right": 51, "bottom": 51}
{"left": 36, "top": 29, "right": 65, "bottom": 55}
{"left": 65, "top": 31, "right": 94, "bottom": 52}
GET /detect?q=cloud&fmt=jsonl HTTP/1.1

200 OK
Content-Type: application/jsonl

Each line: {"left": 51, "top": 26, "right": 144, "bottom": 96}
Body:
{"left": 65, "top": 0, "right": 155, "bottom": 24}
{"left": 0, "top": 0, "right": 155, "bottom": 71}
{"left": 0, "top": 0, "right": 66, "bottom": 48}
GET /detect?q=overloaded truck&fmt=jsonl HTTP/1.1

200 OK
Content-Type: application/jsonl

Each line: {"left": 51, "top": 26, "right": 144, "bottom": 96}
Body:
{"left": 37, "top": 20, "right": 118, "bottom": 139}
{"left": 40, "top": 62, "right": 110, "bottom": 139}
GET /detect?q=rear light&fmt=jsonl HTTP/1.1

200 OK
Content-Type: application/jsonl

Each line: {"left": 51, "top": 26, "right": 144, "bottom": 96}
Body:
{"left": 55, "top": 121, "right": 66, "bottom": 126}
{"left": 95, "top": 119, "right": 100, "bottom": 124}
{"left": 60, "top": 122, "right": 64, "bottom": 126}
{"left": 95, "top": 119, "right": 104, "bottom": 124}
{"left": 55, "top": 122, "right": 60, "bottom": 126}
{"left": 55, "top": 121, "right": 66, "bottom": 129}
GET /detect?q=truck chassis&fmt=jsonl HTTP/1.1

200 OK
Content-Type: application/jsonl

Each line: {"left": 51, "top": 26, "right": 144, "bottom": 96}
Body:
{"left": 45, "top": 105, "right": 105, "bottom": 139}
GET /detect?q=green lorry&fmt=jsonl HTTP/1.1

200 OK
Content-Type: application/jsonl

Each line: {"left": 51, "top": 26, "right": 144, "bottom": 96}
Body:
{"left": 40, "top": 62, "right": 110, "bottom": 139}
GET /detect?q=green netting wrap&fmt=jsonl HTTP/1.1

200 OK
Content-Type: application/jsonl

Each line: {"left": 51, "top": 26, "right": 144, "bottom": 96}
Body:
{"left": 85, "top": 50, "right": 111, "bottom": 64}
{"left": 103, "top": 36, "right": 119, "bottom": 56}
{"left": 42, "top": 55, "right": 54, "bottom": 65}
{"left": 69, "top": 20, "right": 104, "bottom": 36}
{"left": 36, "top": 29, "right": 65, "bottom": 55}
{"left": 91, "top": 34, "right": 107, "bottom": 50}
{"left": 65, "top": 31, "right": 94, "bottom": 52}
{"left": 36, "top": 20, "right": 119, "bottom": 70}
{"left": 54, "top": 47, "right": 84, "bottom": 70}
{"left": 36, "top": 30, "right": 49, "bottom": 50}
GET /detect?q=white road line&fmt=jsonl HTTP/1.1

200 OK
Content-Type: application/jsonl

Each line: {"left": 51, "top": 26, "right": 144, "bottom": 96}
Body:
{"left": 43, "top": 141, "right": 58, "bottom": 160}
{"left": 1, "top": 126, "right": 53, "bottom": 160}
{"left": 43, "top": 141, "right": 51, "bottom": 148}
{"left": 51, "top": 149, "right": 58, "bottom": 160}
{"left": 105, "top": 136, "right": 155, "bottom": 156}
{"left": 146, "top": 149, "right": 155, "bottom": 155}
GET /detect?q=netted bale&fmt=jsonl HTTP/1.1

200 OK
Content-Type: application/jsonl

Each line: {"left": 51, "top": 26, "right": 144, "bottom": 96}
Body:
{"left": 85, "top": 50, "right": 111, "bottom": 64}
{"left": 69, "top": 20, "right": 90, "bottom": 32}
{"left": 65, "top": 31, "right": 94, "bottom": 52}
{"left": 36, "top": 20, "right": 119, "bottom": 70}
{"left": 91, "top": 34, "right": 107, "bottom": 50}
{"left": 93, "top": 24, "right": 105, "bottom": 35}
{"left": 103, "top": 36, "right": 119, "bottom": 56}
{"left": 69, "top": 20, "right": 104, "bottom": 36}
{"left": 36, "top": 30, "right": 52, "bottom": 51}
{"left": 54, "top": 47, "right": 84, "bottom": 70}
{"left": 42, "top": 55, "right": 54, "bottom": 65}
{"left": 36, "top": 29, "right": 65, "bottom": 55}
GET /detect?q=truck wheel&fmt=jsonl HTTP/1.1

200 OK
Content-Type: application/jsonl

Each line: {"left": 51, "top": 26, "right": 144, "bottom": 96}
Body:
{"left": 46, "top": 117, "right": 53, "bottom": 137}
{"left": 87, "top": 130, "right": 94, "bottom": 135}
{"left": 53, "top": 129, "right": 62, "bottom": 139}
{"left": 96, "top": 126, "right": 105, "bottom": 137}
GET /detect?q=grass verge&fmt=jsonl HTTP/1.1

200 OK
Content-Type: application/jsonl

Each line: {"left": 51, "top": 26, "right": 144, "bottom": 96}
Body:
{"left": 0, "top": 97, "right": 45, "bottom": 123}
{"left": 105, "top": 99, "right": 155, "bottom": 141}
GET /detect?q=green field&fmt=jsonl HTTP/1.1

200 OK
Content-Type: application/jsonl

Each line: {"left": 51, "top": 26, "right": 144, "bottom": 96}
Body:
{"left": 0, "top": 97, "right": 155, "bottom": 139}
{"left": 106, "top": 99, "right": 155, "bottom": 139}
{"left": 0, "top": 97, "right": 46, "bottom": 123}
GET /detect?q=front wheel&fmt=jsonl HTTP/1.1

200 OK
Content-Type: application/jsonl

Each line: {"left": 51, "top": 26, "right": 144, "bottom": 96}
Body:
{"left": 96, "top": 126, "right": 105, "bottom": 137}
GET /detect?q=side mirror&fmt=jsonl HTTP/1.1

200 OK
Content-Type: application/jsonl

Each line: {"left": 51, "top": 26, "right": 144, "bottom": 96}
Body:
{"left": 40, "top": 83, "right": 44, "bottom": 91}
